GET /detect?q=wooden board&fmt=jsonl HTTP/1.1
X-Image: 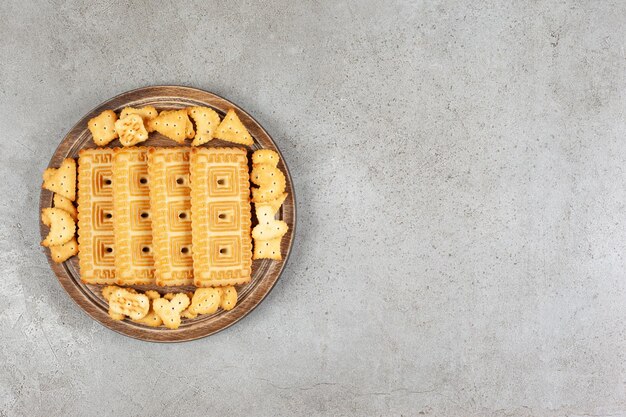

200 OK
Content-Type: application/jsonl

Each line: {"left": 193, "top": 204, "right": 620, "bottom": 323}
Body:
{"left": 39, "top": 86, "right": 296, "bottom": 342}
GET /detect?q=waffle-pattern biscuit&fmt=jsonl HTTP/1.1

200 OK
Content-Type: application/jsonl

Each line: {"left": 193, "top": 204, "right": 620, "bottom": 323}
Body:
{"left": 190, "top": 148, "right": 252, "bottom": 287}
{"left": 147, "top": 148, "right": 194, "bottom": 286}
{"left": 112, "top": 147, "right": 155, "bottom": 285}
{"left": 77, "top": 149, "right": 116, "bottom": 284}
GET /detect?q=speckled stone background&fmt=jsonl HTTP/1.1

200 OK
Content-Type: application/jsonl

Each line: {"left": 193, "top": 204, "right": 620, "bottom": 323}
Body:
{"left": 1, "top": 1, "right": 626, "bottom": 416}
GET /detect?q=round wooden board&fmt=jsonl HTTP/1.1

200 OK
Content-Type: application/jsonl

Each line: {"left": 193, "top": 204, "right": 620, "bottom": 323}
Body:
{"left": 39, "top": 86, "right": 296, "bottom": 342}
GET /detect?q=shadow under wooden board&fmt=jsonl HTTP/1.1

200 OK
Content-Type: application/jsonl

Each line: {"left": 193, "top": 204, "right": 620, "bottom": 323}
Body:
{"left": 38, "top": 85, "right": 296, "bottom": 342}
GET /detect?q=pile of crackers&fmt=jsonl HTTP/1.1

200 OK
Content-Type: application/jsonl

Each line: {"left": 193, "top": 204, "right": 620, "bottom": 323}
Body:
{"left": 40, "top": 106, "right": 289, "bottom": 329}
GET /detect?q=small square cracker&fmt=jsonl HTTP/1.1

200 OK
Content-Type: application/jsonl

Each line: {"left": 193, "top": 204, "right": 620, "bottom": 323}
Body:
{"left": 88, "top": 110, "right": 118, "bottom": 146}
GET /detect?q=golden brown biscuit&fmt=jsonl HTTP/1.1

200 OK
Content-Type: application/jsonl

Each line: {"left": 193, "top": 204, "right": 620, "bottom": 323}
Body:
{"left": 53, "top": 194, "right": 78, "bottom": 221}
{"left": 187, "top": 106, "right": 221, "bottom": 146}
{"left": 115, "top": 114, "right": 149, "bottom": 147}
{"left": 148, "top": 110, "right": 191, "bottom": 144}
{"left": 214, "top": 109, "right": 253, "bottom": 145}
{"left": 49, "top": 237, "right": 78, "bottom": 263}
{"left": 88, "top": 110, "right": 118, "bottom": 146}
{"left": 120, "top": 106, "right": 158, "bottom": 130}
{"left": 108, "top": 287, "right": 150, "bottom": 320}
{"left": 147, "top": 148, "right": 194, "bottom": 286}
{"left": 112, "top": 147, "right": 155, "bottom": 285}
{"left": 41, "top": 207, "right": 75, "bottom": 247}
{"left": 42, "top": 158, "right": 76, "bottom": 201}
{"left": 77, "top": 148, "right": 116, "bottom": 284}
{"left": 153, "top": 293, "right": 190, "bottom": 329}
{"left": 189, "top": 147, "right": 252, "bottom": 287}
{"left": 220, "top": 286, "right": 237, "bottom": 311}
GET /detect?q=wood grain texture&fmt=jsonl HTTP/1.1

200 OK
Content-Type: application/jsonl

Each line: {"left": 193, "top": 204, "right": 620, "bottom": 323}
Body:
{"left": 39, "top": 86, "right": 296, "bottom": 342}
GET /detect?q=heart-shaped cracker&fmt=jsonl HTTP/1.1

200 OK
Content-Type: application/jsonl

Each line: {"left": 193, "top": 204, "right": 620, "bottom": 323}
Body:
{"left": 41, "top": 207, "right": 76, "bottom": 247}
{"left": 42, "top": 158, "right": 76, "bottom": 201}
{"left": 153, "top": 293, "right": 190, "bottom": 329}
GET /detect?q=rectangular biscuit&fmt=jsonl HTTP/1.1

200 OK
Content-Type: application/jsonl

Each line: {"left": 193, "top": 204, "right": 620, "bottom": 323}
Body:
{"left": 190, "top": 147, "right": 252, "bottom": 287}
{"left": 77, "top": 148, "right": 116, "bottom": 284}
{"left": 112, "top": 147, "right": 155, "bottom": 285}
{"left": 147, "top": 148, "right": 194, "bottom": 286}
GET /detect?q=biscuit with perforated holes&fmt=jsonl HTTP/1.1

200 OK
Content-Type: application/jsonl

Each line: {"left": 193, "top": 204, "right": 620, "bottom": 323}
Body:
{"left": 120, "top": 106, "right": 158, "bottom": 131}
{"left": 187, "top": 106, "right": 221, "bottom": 146}
{"left": 108, "top": 287, "right": 150, "bottom": 320}
{"left": 153, "top": 293, "right": 190, "bottom": 329}
{"left": 251, "top": 149, "right": 280, "bottom": 167}
{"left": 220, "top": 286, "right": 237, "bottom": 311}
{"left": 250, "top": 163, "right": 286, "bottom": 203}
{"left": 214, "top": 109, "right": 253, "bottom": 146}
{"left": 115, "top": 114, "right": 149, "bottom": 147}
{"left": 88, "top": 110, "right": 118, "bottom": 146}
{"left": 43, "top": 158, "right": 76, "bottom": 201}
{"left": 49, "top": 237, "right": 78, "bottom": 263}
{"left": 189, "top": 287, "right": 222, "bottom": 315}
{"left": 41, "top": 207, "right": 75, "bottom": 247}
{"left": 53, "top": 194, "right": 77, "bottom": 221}
{"left": 147, "top": 110, "right": 191, "bottom": 144}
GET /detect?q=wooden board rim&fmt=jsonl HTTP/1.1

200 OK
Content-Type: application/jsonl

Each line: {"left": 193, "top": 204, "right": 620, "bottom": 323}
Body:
{"left": 38, "top": 85, "right": 296, "bottom": 342}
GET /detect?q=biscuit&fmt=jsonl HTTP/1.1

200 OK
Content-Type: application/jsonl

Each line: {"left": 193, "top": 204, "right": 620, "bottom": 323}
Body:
{"left": 102, "top": 285, "right": 125, "bottom": 320}
{"left": 41, "top": 207, "right": 75, "bottom": 247}
{"left": 189, "top": 287, "right": 221, "bottom": 315}
{"left": 112, "top": 147, "right": 155, "bottom": 285}
{"left": 115, "top": 114, "right": 149, "bottom": 147}
{"left": 120, "top": 106, "right": 158, "bottom": 131}
{"left": 148, "top": 110, "right": 191, "bottom": 144}
{"left": 53, "top": 194, "right": 78, "bottom": 221}
{"left": 153, "top": 293, "right": 190, "bottom": 329}
{"left": 42, "top": 158, "right": 76, "bottom": 201}
{"left": 187, "top": 106, "right": 221, "bottom": 146}
{"left": 250, "top": 163, "right": 287, "bottom": 203}
{"left": 220, "top": 286, "right": 237, "bottom": 311}
{"left": 251, "top": 149, "right": 280, "bottom": 167}
{"left": 147, "top": 148, "right": 194, "bottom": 286}
{"left": 77, "top": 148, "right": 116, "bottom": 284}
{"left": 215, "top": 109, "right": 253, "bottom": 146}
{"left": 252, "top": 218, "right": 288, "bottom": 241}
{"left": 49, "top": 237, "right": 78, "bottom": 263}
{"left": 132, "top": 298, "right": 163, "bottom": 327}
{"left": 189, "top": 148, "right": 252, "bottom": 287}
{"left": 88, "top": 110, "right": 118, "bottom": 146}
{"left": 109, "top": 287, "right": 150, "bottom": 320}
{"left": 252, "top": 237, "right": 283, "bottom": 260}
{"left": 256, "top": 193, "right": 288, "bottom": 218}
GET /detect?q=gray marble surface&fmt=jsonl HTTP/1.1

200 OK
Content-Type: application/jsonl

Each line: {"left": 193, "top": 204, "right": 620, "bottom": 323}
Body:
{"left": 1, "top": 1, "right": 626, "bottom": 416}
